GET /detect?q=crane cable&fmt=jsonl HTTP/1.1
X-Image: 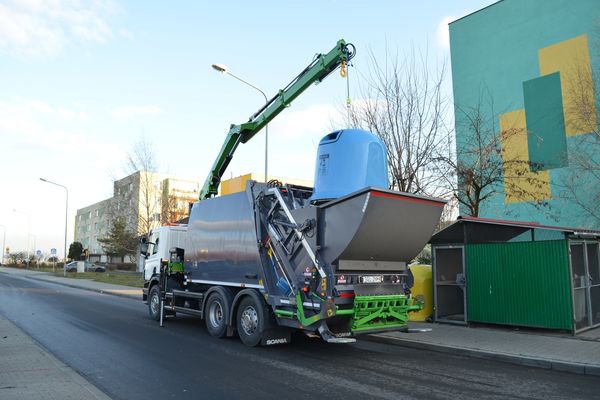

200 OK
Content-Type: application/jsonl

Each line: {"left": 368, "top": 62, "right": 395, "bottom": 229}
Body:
{"left": 341, "top": 45, "right": 354, "bottom": 126}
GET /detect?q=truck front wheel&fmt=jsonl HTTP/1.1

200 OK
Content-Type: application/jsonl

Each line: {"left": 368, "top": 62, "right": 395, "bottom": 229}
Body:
{"left": 237, "top": 296, "right": 264, "bottom": 347}
{"left": 205, "top": 292, "right": 228, "bottom": 338}
{"left": 148, "top": 285, "right": 161, "bottom": 321}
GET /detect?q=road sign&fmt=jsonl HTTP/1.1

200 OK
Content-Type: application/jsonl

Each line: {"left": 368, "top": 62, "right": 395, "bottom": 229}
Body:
{"left": 36, "top": 250, "right": 42, "bottom": 257}
{"left": 51, "top": 248, "right": 57, "bottom": 255}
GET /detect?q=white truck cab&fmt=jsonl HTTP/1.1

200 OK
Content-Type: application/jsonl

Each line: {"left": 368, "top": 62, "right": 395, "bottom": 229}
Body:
{"left": 142, "top": 225, "right": 187, "bottom": 281}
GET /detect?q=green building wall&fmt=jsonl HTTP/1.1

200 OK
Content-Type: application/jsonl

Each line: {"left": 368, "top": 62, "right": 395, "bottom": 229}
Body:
{"left": 450, "top": 0, "right": 600, "bottom": 228}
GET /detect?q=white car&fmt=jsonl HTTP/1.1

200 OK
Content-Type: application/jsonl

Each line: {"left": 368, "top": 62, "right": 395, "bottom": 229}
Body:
{"left": 64, "top": 261, "right": 106, "bottom": 273}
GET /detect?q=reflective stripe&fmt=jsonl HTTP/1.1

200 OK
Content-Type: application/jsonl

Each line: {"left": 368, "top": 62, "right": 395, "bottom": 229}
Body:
{"left": 189, "top": 279, "right": 264, "bottom": 289}
{"left": 279, "top": 298, "right": 320, "bottom": 309}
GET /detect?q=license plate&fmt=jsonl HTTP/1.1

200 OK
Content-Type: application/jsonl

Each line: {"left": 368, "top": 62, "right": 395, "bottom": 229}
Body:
{"left": 360, "top": 275, "right": 383, "bottom": 284}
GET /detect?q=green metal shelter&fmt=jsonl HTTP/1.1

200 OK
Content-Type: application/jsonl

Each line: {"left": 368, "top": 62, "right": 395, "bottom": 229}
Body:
{"left": 430, "top": 217, "right": 600, "bottom": 333}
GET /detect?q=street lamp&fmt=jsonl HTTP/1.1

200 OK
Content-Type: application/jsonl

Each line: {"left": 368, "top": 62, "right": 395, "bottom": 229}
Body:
{"left": 0, "top": 225, "right": 5, "bottom": 265}
{"left": 40, "top": 178, "right": 69, "bottom": 276}
{"left": 211, "top": 63, "right": 270, "bottom": 182}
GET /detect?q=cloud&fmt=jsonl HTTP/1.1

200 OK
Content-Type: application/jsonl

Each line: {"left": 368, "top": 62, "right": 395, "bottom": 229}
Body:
{"left": 436, "top": 15, "right": 455, "bottom": 51}
{"left": 270, "top": 104, "right": 339, "bottom": 139}
{"left": 0, "top": 98, "right": 114, "bottom": 155}
{"left": 0, "top": 0, "right": 117, "bottom": 56}
{"left": 119, "top": 28, "right": 134, "bottom": 41}
{"left": 112, "top": 105, "right": 162, "bottom": 119}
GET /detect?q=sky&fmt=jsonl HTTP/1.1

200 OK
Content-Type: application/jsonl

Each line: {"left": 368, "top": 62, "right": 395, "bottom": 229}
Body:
{"left": 0, "top": 0, "right": 495, "bottom": 258}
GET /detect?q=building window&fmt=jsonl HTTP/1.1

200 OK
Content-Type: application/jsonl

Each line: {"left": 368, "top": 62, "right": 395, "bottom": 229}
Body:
{"left": 95, "top": 209, "right": 99, "bottom": 217}
{"left": 129, "top": 183, "right": 133, "bottom": 191}
{"left": 94, "top": 222, "right": 98, "bottom": 230}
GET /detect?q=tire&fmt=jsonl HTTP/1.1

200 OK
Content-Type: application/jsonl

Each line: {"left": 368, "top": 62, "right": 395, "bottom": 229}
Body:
{"left": 237, "top": 296, "right": 264, "bottom": 347}
{"left": 148, "top": 285, "right": 161, "bottom": 321}
{"left": 205, "top": 292, "right": 228, "bottom": 338}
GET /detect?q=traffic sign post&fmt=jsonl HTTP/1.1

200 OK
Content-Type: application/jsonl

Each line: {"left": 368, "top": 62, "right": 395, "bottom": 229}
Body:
{"left": 51, "top": 248, "right": 57, "bottom": 272}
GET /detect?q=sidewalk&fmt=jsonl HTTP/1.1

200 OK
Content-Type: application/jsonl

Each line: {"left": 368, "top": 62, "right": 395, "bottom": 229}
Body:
{"left": 2, "top": 266, "right": 600, "bottom": 377}
{"left": 0, "top": 315, "right": 110, "bottom": 400}
{"left": 369, "top": 322, "right": 600, "bottom": 377}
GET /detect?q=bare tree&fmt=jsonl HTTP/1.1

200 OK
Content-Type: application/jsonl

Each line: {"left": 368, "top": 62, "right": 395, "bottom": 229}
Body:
{"left": 438, "top": 95, "right": 551, "bottom": 217}
{"left": 126, "top": 136, "right": 162, "bottom": 237}
{"left": 557, "top": 32, "right": 600, "bottom": 226}
{"left": 345, "top": 47, "right": 454, "bottom": 198}
{"left": 106, "top": 136, "right": 162, "bottom": 240}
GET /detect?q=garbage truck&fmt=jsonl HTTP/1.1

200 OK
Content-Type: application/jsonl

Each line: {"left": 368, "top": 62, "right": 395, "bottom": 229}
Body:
{"left": 141, "top": 39, "right": 446, "bottom": 346}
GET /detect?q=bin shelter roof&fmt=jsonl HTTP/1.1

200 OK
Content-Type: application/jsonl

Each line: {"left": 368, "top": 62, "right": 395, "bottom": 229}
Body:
{"left": 430, "top": 216, "right": 600, "bottom": 245}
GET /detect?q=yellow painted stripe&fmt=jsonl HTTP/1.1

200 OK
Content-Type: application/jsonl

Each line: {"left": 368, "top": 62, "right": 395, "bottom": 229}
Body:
{"left": 499, "top": 109, "right": 551, "bottom": 204}
{"left": 538, "top": 34, "right": 597, "bottom": 136}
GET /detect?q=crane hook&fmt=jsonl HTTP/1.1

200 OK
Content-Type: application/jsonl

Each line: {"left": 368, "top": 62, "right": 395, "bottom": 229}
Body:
{"left": 340, "top": 60, "right": 347, "bottom": 77}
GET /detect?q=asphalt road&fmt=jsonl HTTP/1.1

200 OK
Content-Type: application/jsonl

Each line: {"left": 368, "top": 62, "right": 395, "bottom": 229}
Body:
{"left": 0, "top": 273, "right": 598, "bottom": 400}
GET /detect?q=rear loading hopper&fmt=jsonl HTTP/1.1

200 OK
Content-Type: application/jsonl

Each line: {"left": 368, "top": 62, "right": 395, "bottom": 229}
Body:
{"left": 320, "top": 187, "right": 446, "bottom": 269}
{"left": 316, "top": 187, "right": 446, "bottom": 333}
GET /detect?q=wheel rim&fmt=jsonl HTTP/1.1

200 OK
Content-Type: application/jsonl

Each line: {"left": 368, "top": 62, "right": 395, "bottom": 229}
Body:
{"left": 150, "top": 292, "right": 160, "bottom": 315}
{"left": 240, "top": 305, "right": 258, "bottom": 336}
{"left": 208, "top": 300, "right": 224, "bottom": 328}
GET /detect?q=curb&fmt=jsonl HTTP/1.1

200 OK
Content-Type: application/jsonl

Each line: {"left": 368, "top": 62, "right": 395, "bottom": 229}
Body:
{"left": 0, "top": 316, "right": 112, "bottom": 400}
{"left": 366, "top": 334, "right": 600, "bottom": 377}
{"left": 0, "top": 270, "right": 142, "bottom": 301}
{"left": 34, "top": 277, "right": 142, "bottom": 301}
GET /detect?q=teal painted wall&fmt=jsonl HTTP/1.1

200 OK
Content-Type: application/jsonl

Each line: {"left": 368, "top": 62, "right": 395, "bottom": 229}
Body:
{"left": 450, "top": 0, "right": 600, "bottom": 228}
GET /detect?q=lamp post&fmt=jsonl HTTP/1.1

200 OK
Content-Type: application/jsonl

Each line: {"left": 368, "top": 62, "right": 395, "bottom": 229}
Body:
{"left": 40, "top": 178, "right": 69, "bottom": 277}
{"left": 0, "top": 225, "right": 5, "bottom": 265}
{"left": 211, "top": 63, "right": 269, "bottom": 182}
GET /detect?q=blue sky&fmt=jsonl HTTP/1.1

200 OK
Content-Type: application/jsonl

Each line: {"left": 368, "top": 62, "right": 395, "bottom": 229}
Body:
{"left": 0, "top": 0, "right": 494, "bottom": 257}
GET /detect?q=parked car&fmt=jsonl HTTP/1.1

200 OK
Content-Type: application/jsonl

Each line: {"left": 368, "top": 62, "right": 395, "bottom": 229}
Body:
{"left": 64, "top": 261, "right": 106, "bottom": 273}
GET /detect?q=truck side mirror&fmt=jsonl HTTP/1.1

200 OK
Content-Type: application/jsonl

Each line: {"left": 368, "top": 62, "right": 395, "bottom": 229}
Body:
{"left": 140, "top": 237, "right": 149, "bottom": 256}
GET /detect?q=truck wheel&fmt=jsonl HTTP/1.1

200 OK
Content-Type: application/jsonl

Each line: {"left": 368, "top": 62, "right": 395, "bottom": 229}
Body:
{"left": 237, "top": 296, "right": 264, "bottom": 347}
{"left": 205, "top": 293, "right": 228, "bottom": 338}
{"left": 148, "top": 285, "right": 161, "bottom": 321}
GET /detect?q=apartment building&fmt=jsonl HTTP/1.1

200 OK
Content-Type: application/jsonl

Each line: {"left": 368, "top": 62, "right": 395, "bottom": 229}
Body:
{"left": 75, "top": 171, "right": 199, "bottom": 261}
{"left": 73, "top": 197, "right": 112, "bottom": 262}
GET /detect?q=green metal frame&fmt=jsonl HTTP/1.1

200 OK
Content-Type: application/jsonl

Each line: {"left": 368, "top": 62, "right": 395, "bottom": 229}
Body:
{"left": 274, "top": 292, "right": 420, "bottom": 333}
{"left": 352, "top": 294, "right": 420, "bottom": 332}
{"left": 199, "top": 39, "right": 354, "bottom": 199}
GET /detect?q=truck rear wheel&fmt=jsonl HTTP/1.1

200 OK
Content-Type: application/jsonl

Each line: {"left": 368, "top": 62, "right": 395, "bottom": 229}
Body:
{"left": 237, "top": 296, "right": 264, "bottom": 347}
{"left": 148, "top": 285, "right": 161, "bottom": 321}
{"left": 205, "top": 292, "right": 228, "bottom": 338}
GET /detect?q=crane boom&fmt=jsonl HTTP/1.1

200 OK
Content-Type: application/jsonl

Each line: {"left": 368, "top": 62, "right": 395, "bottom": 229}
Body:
{"left": 199, "top": 39, "right": 355, "bottom": 199}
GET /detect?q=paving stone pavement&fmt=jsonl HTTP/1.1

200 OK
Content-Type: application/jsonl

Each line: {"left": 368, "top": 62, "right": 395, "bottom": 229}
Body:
{"left": 0, "top": 315, "right": 111, "bottom": 400}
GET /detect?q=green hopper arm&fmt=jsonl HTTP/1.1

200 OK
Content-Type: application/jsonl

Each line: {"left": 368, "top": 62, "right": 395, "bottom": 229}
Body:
{"left": 199, "top": 39, "right": 355, "bottom": 199}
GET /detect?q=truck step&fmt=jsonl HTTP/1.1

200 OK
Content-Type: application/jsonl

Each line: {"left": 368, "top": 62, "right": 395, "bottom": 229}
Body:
{"left": 323, "top": 337, "right": 357, "bottom": 344}
{"left": 318, "top": 321, "right": 356, "bottom": 344}
{"left": 171, "top": 306, "right": 203, "bottom": 317}
{"left": 172, "top": 289, "right": 205, "bottom": 300}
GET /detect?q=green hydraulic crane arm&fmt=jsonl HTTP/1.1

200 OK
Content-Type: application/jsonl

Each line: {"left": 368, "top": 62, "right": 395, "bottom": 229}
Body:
{"left": 199, "top": 39, "right": 356, "bottom": 199}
